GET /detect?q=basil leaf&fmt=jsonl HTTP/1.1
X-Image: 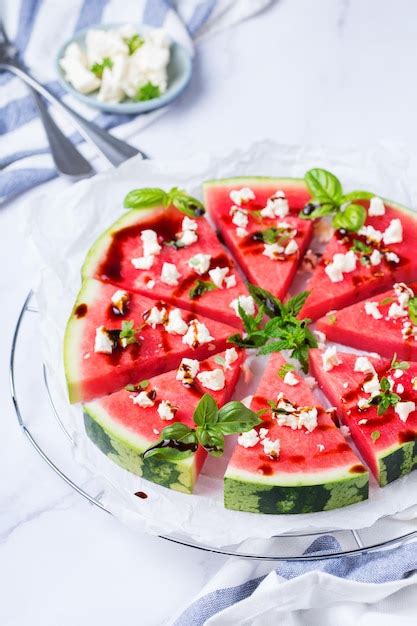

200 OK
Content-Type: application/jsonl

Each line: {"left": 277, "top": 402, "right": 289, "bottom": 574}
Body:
{"left": 341, "top": 191, "right": 374, "bottom": 203}
{"left": 305, "top": 168, "right": 343, "bottom": 205}
{"left": 197, "top": 427, "right": 224, "bottom": 456}
{"left": 142, "top": 423, "right": 198, "bottom": 461}
{"left": 193, "top": 393, "right": 218, "bottom": 427}
{"left": 409, "top": 297, "right": 417, "bottom": 325}
{"left": 124, "top": 187, "right": 167, "bottom": 209}
{"left": 189, "top": 280, "right": 216, "bottom": 300}
{"left": 299, "top": 202, "right": 335, "bottom": 220}
{"left": 217, "top": 401, "right": 262, "bottom": 435}
{"left": 171, "top": 191, "right": 206, "bottom": 218}
{"left": 332, "top": 203, "right": 366, "bottom": 232}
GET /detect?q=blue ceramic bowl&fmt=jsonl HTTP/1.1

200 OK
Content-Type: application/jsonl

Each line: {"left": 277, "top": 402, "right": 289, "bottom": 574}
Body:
{"left": 56, "top": 23, "right": 193, "bottom": 114}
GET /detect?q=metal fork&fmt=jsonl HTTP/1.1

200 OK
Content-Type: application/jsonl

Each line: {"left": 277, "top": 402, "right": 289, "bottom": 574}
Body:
{"left": 0, "top": 21, "right": 148, "bottom": 172}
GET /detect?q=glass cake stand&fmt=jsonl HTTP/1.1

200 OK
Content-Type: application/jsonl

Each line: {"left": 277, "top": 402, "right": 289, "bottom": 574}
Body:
{"left": 10, "top": 291, "right": 417, "bottom": 560}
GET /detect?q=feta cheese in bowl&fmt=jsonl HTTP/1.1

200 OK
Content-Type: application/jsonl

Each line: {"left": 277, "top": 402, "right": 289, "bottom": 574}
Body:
{"left": 56, "top": 23, "right": 192, "bottom": 113}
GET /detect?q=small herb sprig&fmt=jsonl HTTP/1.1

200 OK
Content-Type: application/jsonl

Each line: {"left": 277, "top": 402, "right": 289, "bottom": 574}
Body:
{"left": 390, "top": 354, "right": 410, "bottom": 371}
{"left": 189, "top": 280, "right": 217, "bottom": 300}
{"left": 143, "top": 394, "right": 262, "bottom": 461}
{"left": 408, "top": 297, "right": 417, "bottom": 325}
{"left": 300, "top": 168, "right": 373, "bottom": 232}
{"left": 369, "top": 377, "right": 401, "bottom": 416}
{"left": 119, "top": 320, "right": 139, "bottom": 346}
{"left": 90, "top": 57, "right": 113, "bottom": 78}
{"left": 228, "top": 285, "right": 317, "bottom": 372}
{"left": 124, "top": 33, "right": 144, "bottom": 55}
{"left": 124, "top": 186, "right": 205, "bottom": 218}
{"left": 134, "top": 81, "right": 161, "bottom": 101}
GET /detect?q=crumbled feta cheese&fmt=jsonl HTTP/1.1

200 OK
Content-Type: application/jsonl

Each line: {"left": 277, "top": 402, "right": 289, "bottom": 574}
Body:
{"left": 165, "top": 308, "right": 188, "bottom": 335}
{"left": 284, "top": 239, "right": 299, "bottom": 255}
{"left": 197, "top": 368, "right": 225, "bottom": 391}
{"left": 354, "top": 356, "right": 375, "bottom": 374}
{"left": 369, "top": 196, "right": 386, "bottom": 216}
{"left": 261, "top": 437, "right": 280, "bottom": 459}
{"left": 141, "top": 229, "right": 161, "bottom": 257}
{"left": 143, "top": 305, "right": 167, "bottom": 328}
{"left": 325, "top": 251, "right": 357, "bottom": 283}
{"left": 230, "top": 187, "right": 255, "bottom": 206}
{"left": 314, "top": 330, "right": 327, "bottom": 347}
{"left": 231, "top": 207, "right": 249, "bottom": 228}
{"left": 395, "top": 401, "right": 416, "bottom": 423}
{"left": 283, "top": 371, "right": 299, "bottom": 386}
{"left": 340, "top": 425, "right": 351, "bottom": 437}
{"left": 259, "top": 428, "right": 269, "bottom": 439}
{"left": 317, "top": 444, "right": 325, "bottom": 452}
{"left": 363, "top": 374, "right": 381, "bottom": 397}
{"left": 396, "top": 383, "right": 405, "bottom": 394}
{"left": 176, "top": 358, "right": 200, "bottom": 384}
{"left": 131, "top": 255, "right": 155, "bottom": 270}
{"left": 237, "top": 429, "right": 259, "bottom": 448}
{"left": 209, "top": 266, "right": 230, "bottom": 289}
{"left": 131, "top": 391, "right": 155, "bottom": 408}
{"left": 188, "top": 253, "right": 211, "bottom": 275}
{"left": 393, "top": 369, "right": 404, "bottom": 379}
{"left": 357, "top": 397, "right": 370, "bottom": 410}
{"left": 358, "top": 225, "right": 383, "bottom": 243}
{"left": 225, "top": 274, "right": 237, "bottom": 289}
{"left": 236, "top": 227, "right": 248, "bottom": 238}
{"left": 298, "top": 408, "right": 318, "bottom": 432}
{"left": 182, "top": 319, "right": 214, "bottom": 348}
{"left": 322, "top": 347, "right": 342, "bottom": 372}
{"left": 146, "top": 279, "right": 155, "bottom": 289}
{"left": 230, "top": 295, "right": 256, "bottom": 317}
{"left": 260, "top": 192, "right": 289, "bottom": 219}
{"left": 305, "top": 376, "right": 317, "bottom": 389}
{"left": 224, "top": 347, "right": 239, "bottom": 369}
{"left": 343, "top": 382, "right": 349, "bottom": 389}
{"left": 358, "top": 418, "right": 368, "bottom": 425}
{"left": 157, "top": 400, "right": 177, "bottom": 421}
{"left": 394, "top": 282, "right": 414, "bottom": 302}
{"left": 370, "top": 249, "right": 382, "bottom": 267}
{"left": 161, "top": 262, "right": 180, "bottom": 286}
{"left": 153, "top": 428, "right": 160, "bottom": 435}
{"left": 364, "top": 301, "right": 383, "bottom": 320}
{"left": 94, "top": 326, "right": 114, "bottom": 354}
{"left": 386, "top": 252, "right": 400, "bottom": 263}
{"left": 388, "top": 302, "right": 408, "bottom": 320}
{"left": 263, "top": 242, "right": 284, "bottom": 259}
{"left": 111, "top": 290, "right": 129, "bottom": 315}
{"left": 182, "top": 216, "right": 198, "bottom": 231}
{"left": 383, "top": 219, "right": 403, "bottom": 245}
{"left": 177, "top": 229, "right": 198, "bottom": 247}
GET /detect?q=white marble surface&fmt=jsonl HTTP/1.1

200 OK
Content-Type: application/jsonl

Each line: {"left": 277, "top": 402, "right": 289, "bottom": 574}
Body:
{"left": 3, "top": 0, "right": 417, "bottom": 623}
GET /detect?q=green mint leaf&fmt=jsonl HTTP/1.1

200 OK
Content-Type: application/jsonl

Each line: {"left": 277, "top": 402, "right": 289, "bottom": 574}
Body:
{"left": 258, "top": 340, "right": 291, "bottom": 355}
{"left": 380, "top": 377, "right": 390, "bottom": 392}
{"left": 124, "top": 33, "right": 144, "bottom": 54}
{"left": 341, "top": 191, "right": 374, "bottom": 203}
{"left": 390, "top": 357, "right": 410, "bottom": 371}
{"left": 304, "top": 168, "right": 343, "bottom": 205}
{"left": 124, "top": 187, "right": 167, "bottom": 209}
{"left": 371, "top": 430, "right": 381, "bottom": 443}
{"left": 119, "top": 320, "right": 138, "bottom": 345}
{"left": 143, "top": 423, "right": 198, "bottom": 460}
{"left": 134, "top": 81, "right": 161, "bottom": 101}
{"left": 284, "top": 291, "right": 309, "bottom": 317}
{"left": 189, "top": 280, "right": 216, "bottom": 300}
{"left": 227, "top": 332, "right": 266, "bottom": 349}
{"left": 278, "top": 363, "right": 295, "bottom": 379}
{"left": 193, "top": 393, "right": 218, "bottom": 427}
{"left": 90, "top": 56, "right": 113, "bottom": 78}
{"left": 332, "top": 203, "right": 366, "bottom": 232}
{"left": 217, "top": 401, "right": 262, "bottom": 435}
{"left": 409, "top": 297, "right": 417, "bottom": 325}
{"left": 247, "top": 283, "right": 283, "bottom": 318}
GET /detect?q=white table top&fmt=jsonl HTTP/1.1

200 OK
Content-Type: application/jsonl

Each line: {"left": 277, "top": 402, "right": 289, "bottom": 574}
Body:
{"left": 3, "top": 1, "right": 417, "bottom": 623}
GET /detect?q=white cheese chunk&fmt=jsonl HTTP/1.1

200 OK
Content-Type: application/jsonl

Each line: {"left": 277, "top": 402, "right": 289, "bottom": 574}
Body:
{"left": 388, "top": 302, "right": 408, "bottom": 320}
{"left": 259, "top": 428, "right": 269, "bottom": 439}
{"left": 317, "top": 444, "right": 325, "bottom": 452}
{"left": 131, "top": 255, "right": 155, "bottom": 270}
{"left": 284, "top": 239, "right": 299, "bottom": 255}
{"left": 188, "top": 253, "right": 211, "bottom": 275}
{"left": 231, "top": 207, "right": 249, "bottom": 228}
{"left": 358, "top": 418, "right": 368, "bottom": 425}
{"left": 340, "top": 425, "right": 351, "bottom": 437}
{"left": 197, "top": 368, "right": 225, "bottom": 391}
{"left": 325, "top": 251, "right": 357, "bottom": 283}
{"left": 261, "top": 437, "right": 280, "bottom": 459}
{"left": 141, "top": 229, "right": 161, "bottom": 257}
{"left": 182, "top": 216, "right": 198, "bottom": 231}
{"left": 146, "top": 279, "right": 155, "bottom": 289}
{"left": 368, "top": 196, "right": 386, "bottom": 216}
{"left": 157, "top": 400, "right": 177, "bottom": 421}
{"left": 165, "top": 309, "right": 188, "bottom": 335}
{"left": 370, "top": 249, "right": 382, "bottom": 266}
{"left": 298, "top": 408, "right": 318, "bottom": 432}
{"left": 230, "top": 295, "right": 256, "bottom": 317}
{"left": 237, "top": 429, "right": 260, "bottom": 448}
{"left": 208, "top": 266, "right": 229, "bottom": 289}
{"left": 383, "top": 219, "right": 403, "bottom": 245}
{"left": 393, "top": 369, "right": 404, "bottom": 379}
{"left": 363, "top": 373, "right": 381, "bottom": 397}
{"left": 177, "top": 229, "right": 198, "bottom": 247}
{"left": 236, "top": 227, "right": 248, "bottom": 238}
{"left": 225, "top": 274, "right": 237, "bottom": 289}
{"left": 224, "top": 347, "right": 239, "bottom": 369}
{"left": 321, "top": 347, "right": 342, "bottom": 372}
{"left": 230, "top": 187, "right": 255, "bottom": 206}
{"left": 396, "top": 383, "right": 405, "bottom": 394}
{"left": 283, "top": 371, "right": 299, "bottom": 386}
{"left": 395, "top": 401, "right": 416, "bottom": 423}
{"left": 176, "top": 358, "right": 200, "bottom": 384}
{"left": 358, "top": 225, "right": 383, "bottom": 243}
{"left": 161, "top": 262, "right": 180, "bottom": 286}
{"left": 263, "top": 242, "right": 284, "bottom": 259}
{"left": 364, "top": 301, "right": 383, "bottom": 320}
{"left": 354, "top": 356, "right": 375, "bottom": 374}
{"left": 131, "top": 391, "right": 155, "bottom": 408}
{"left": 260, "top": 192, "right": 289, "bottom": 219}
{"left": 144, "top": 306, "right": 167, "bottom": 328}
{"left": 94, "top": 326, "right": 114, "bottom": 354}
{"left": 386, "top": 252, "right": 400, "bottom": 263}
{"left": 182, "top": 319, "right": 214, "bottom": 347}
{"left": 357, "top": 397, "right": 370, "bottom": 410}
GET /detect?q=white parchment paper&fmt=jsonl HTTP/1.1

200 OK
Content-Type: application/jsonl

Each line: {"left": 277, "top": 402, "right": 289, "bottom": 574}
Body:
{"left": 27, "top": 140, "right": 417, "bottom": 547}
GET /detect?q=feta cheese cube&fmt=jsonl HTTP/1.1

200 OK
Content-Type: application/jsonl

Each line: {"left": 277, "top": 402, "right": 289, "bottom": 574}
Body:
{"left": 143, "top": 305, "right": 167, "bottom": 328}
{"left": 208, "top": 266, "right": 229, "bottom": 288}
{"left": 358, "top": 225, "right": 383, "bottom": 243}
{"left": 176, "top": 358, "right": 200, "bottom": 384}
{"left": 131, "top": 255, "right": 155, "bottom": 270}
{"left": 141, "top": 229, "right": 161, "bottom": 257}
{"left": 396, "top": 383, "right": 405, "bottom": 394}
{"left": 284, "top": 239, "right": 299, "bottom": 255}
{"left": 386, "top": 251, "right": 400, "bottom": 263}
{"left": 283, "top": 371, "right": 299, "bottom": 386}
{"left": 230, "top": 187, "right": 255, "bottom": 206}
{"left": 165, "top": 309, "right": 188, "bottom": 335}
{"left": 225, "top": 275, "right": 237, "bottom": 289}
{"left": 364, "top": 301, "right": 383, "bottom": 320}
{"left": 161, "top": 262, "right": 180, "bottom": 286}
{"left": 231, "top": 207, "right": 249, "bottom": 228}
{"left": 321, "top": 347, "right": 342, "bottom": 372}
{"left": 395, "top": 401, "right": 416, "bottom": 423}
{"left": 263, "top": 242, "right": 284, "bottom": 259}
{"left": 298, "top": 407, "right": 318, "bottom": 432}
{"left": 182, "top": 319, "right": 214, "bottom": 348}
{"left": 197, "top": 368, "right": 225, "bottom": 391}
{"left": 236, "top": 227, "right": 248, "bottom": 238}
{"left": 237, "top": 429, "right": 260, "bottom": 448}
{"left": 182, "top": 216, "right": 198, "bottom": 231}
{"left": 370, "top": 249, "right": 382, "bottom": 266}
{"left": 325, "top": 251, "right": 357, "bottom": 283}
{"left": 354, "top": 356, "right": 375, "bottom": 374}
{"left": 230, "top": 295, "right": 256, "bottom": 317}
{"left": 362, "top": 373, "right": 381, "bottom": 397}
{"left": 146, "top": 279, "right": 155, "bottom": 289}
{"left": 388, "top": 302, "right": 408, "bottom": 320}
{"left": 131, "top": 391, "right": 155, "bottom": 408}
{"left": 157, "top": 400, "right": 177, "bottom": 421}
{"left": 261, "top": 437, "right": 280, "bottom": 459}
{"left": 224, "top": 347, "right": 239, "bottom": 369}
{"left": 94, "top": 326, "right": 114, "bottom": 354}
{"left": 368, "top": 196, "right": 386, "bottom": 216}
{"left": 188, "top": 253, "right": 211, "bottom": 275}
{"left": 383, "top": 219, "right": 403, "bottom": 245}
{"left": 177, "top": 229, "right": 198, "bottom": 247}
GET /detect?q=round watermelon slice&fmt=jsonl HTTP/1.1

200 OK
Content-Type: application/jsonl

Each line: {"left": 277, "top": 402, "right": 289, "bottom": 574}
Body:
{"left": 64, "top": 279, "right": 238, "bottom": 403}
{"left": 316, "top": 282, "right": 417, "bottom": 361}
{"left": 83, "top": 350, "right": 244, "bottom": 493}
{"left": 203, "top": 177, "right": 313, "bottom": 300}
{"left": 224, "top": 353, "right": 368, "bottom": 514}
{"left": 309, "top": 348, "right": 417, "bottom": 486}
{"left": 81, "top": 204, "right": 248, "bottom": 329}
{"left": 300, "top": 199, "right": 417, "bottom": 320}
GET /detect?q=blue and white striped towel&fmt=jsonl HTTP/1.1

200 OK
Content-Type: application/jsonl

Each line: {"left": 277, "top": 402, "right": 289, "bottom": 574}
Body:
{"left": 173, "top": 535, "right": 417, "bottom": 625}
{"left": 0, "top": 0, "right": 271, "bottom": 202}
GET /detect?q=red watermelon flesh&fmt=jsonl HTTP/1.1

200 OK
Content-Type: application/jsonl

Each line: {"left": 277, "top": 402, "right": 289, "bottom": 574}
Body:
{"left": 300, "top": 199, "right": 417, "bottom": 320}
{"left": 64, "top": 279, "right": 238, "bottom": 403}
{"left": 203, "top": 178, "right": 313, "bottom": 301}
{"left": 83, "top": 349, "right": 244, "bottom": 493}
{"left": 82, "top": 205, "right": 248, "bottom": 329}
{"left": 309, "top": 348, "right": 417, "bottom": 485}
{"left": 316, "top": 282, "right": 417, "bottom": 361}
{"left": 224, "top": 353, "right": 368, "bottom": 514}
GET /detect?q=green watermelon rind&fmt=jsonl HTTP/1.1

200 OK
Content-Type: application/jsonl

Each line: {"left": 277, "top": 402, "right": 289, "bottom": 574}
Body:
{"left": 377, "top": 440, "right": 417, "bottom": 487}
{"left": 224, "top": 469, "right": 369, "bottom": 514}
{"left": 83, "top": 405, "right": 198, "bottom": 494}
{"left": 203, "top": 176, "right": 306, "bottom": 188}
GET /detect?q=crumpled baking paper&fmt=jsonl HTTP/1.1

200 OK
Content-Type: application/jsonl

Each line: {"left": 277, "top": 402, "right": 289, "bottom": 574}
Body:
{"left": 27, "top": 140, "right": 417, "bottom": 548}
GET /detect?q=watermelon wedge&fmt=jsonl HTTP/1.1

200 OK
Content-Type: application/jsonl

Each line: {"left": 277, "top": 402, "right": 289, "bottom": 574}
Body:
{"left": 203, "top": 177, "right": 313, "bottom": 300}
{"left": 300, "top": 198, "right": 417, "bottom": 320}
{"left": 316, "top": 282, "right": 417, "bottom": 361}
{"left": 224, "top": 353, "right": 368, "bottom": 514}
{"left": 64, "top": 278, "right": 237, "bottom": 403}
{"left": 83, "top": 349, "right": 244, "bottom": 493}
{"left": 82, "top": 204, "right": 249, "bottom": 328}
{"left": 309, "top": 348, "right": 417, "bottom": 485}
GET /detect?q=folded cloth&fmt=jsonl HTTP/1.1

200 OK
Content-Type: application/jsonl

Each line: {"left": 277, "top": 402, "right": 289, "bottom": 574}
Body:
{"left": 0, "top": 0, "right": 272, "bottom": 202}
{"left": 173, "top": 535, "right": 417, "bottom": 625}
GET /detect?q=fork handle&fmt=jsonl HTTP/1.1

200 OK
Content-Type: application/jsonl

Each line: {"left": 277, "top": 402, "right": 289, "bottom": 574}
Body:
{"left": 6, "top": 62, "right": 148, "bottom": 166}
{"left": 30, "top": 87, "right": 95, "bottom": 179}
